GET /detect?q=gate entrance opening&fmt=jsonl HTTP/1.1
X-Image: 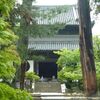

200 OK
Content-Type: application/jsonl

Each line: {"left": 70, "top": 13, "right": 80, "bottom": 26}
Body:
{"left": 39, "top": 62, "right": 57, "bottom": 79}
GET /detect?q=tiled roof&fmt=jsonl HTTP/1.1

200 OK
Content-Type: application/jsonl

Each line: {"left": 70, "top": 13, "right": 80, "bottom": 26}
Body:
{"left": 28, "top": 6, "right": 79, "bottom": 51}
{"left": 36, "top": 5, "right": 79, "bottom": 25}
{"left": 28, "top": 35, "right": 79, "bottom": 50}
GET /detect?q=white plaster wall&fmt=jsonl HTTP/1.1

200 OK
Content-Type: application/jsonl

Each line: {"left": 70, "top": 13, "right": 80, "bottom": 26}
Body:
{"left": 27, "top": 60, "right": 34, "bottom": 72}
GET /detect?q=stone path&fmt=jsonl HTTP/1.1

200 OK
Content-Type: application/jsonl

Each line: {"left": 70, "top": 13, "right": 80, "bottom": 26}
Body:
{"left": 31, "top": 93, "right": 100, "bottom": 100}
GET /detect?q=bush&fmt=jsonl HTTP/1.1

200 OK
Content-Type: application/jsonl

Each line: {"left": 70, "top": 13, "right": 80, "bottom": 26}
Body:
{"left": 54, "top": 49, "right": 83, "bottom": 90}
{"left": 25, "top": 72, "right": 40, "bottom": 81}
{"left": 0, "top": 83, "right": 32, "bottom": 100}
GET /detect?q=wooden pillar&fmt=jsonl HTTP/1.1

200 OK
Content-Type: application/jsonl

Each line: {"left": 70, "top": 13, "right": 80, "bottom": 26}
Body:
{"left": 78, "top": 0, "right": 97, "bottom": 96}
{"left": 34, "top": 61, "right": 39, "bottom": 75}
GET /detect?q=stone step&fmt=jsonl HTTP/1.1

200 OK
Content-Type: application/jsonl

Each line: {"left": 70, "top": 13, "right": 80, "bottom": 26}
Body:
{"left": 32, "top": 93, "right": 66, "bottom": 97}
{"left": 32, "top": 93, "right": 66, "bottom": 100}
{"left": 31, "top": 93, "right": 100, "bottom": 100}
{"left": 34, "top": 81, "right": 61, "bottom": 93}
{"left": 38, "top": 96, "right": 100, "bottom": 100}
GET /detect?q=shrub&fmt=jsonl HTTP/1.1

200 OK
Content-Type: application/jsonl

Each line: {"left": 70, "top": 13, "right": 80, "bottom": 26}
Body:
{"left": 0, "top": 83, "right": 32, "bottom": 100}
{"left": 25, "top": 72, "right": 40, "bottom": 81}
{"left": 54, "top": 49, "right": 82, "bottom": 90}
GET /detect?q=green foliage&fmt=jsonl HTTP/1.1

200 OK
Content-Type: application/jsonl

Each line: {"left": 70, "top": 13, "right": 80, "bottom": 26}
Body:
{"left": 0, "top": 1, "right": 32, "bottom": 100}
{"left": 25, "top": 72, "right": 40, "bottom": 81}
{"left": 93, "top": 37, "right": 100, "bottom": 90}
{"left": 0, "top": 45, "right": 20, "bottom": 80}
{"left": 32, "top": 55, "right": 45, "bottom": 61}
{"left": 95, "top": 0, "right": 100, "bottom": 13}
{"left": 54, "top": 49, "right": 82, "bottom": 89}
{"left": 30, "top": 24, "right": 65, "bottom": 37}
{"left": 17, "top": 41, "right": 28, "bottom": 60}
{"left": 38, "top": 5, "right": 71, "bottom": 20}
{"left": 0, "top": 0, "right": 15, "bottom": 17}
{"left": 54, "top": 37, "right": 100, "bottom": 90}
{"left": 54, "top": 49, "right": 80, "bottom": 69}
{"left": 90, "top": 0, "right": 100, "bottom": 13}
{"left": 93, "top": 36, "right": 100, "bottom": 61}
{"left": 0, "top": 19, "right": 20, "bottom": 80}
{"left": 58, "top": 66, "right": 82, "bottom": 81}
{"left": 0, "top": 0, "right": 21, "bottom": 81}
{"left": 0, "top": 83, "right": 32, "bottom": 100}
{"left": 95, "top": 62, "right": 100, "bottom": 90}
{"left": 95, "top": 62, "right": 100, "bottom": 79}
{"left": 0, "top": 18, "right": 18, "bottom": 46}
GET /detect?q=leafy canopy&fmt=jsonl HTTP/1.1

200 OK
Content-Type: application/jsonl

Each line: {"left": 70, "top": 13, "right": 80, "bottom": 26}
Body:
{"left": 0, "top": 0, "right": 21, "bottom": 81}
{"left": 0, "top": 0, "right": 32, "bottom": 100}
{"left": 54, "top": 49, "right": 81, "bottom": 81}
{"left": 0, "top": 83, "right": 32, "bottom": 100}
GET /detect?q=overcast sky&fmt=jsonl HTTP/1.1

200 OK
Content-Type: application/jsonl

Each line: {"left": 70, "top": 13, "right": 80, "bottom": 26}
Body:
{"left": 92, "top": 14, "right": 100, "bottom": 36}
{"left": 17, "top": 0, "right": 78, "bottom": 5}
{"left": 33, "top": 0, "right": 78, "bottom": 5}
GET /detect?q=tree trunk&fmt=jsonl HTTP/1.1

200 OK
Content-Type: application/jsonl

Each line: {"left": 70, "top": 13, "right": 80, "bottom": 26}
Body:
{"left": 19, "top": 0, "right": 33, "bottom": 90}
{"left": 78, "top": 0, "right": 97, "bottom": 96}
{"left": 20, "top": 60, "right": 30, "bottom": 90}
{"left": 20, "top": 61, "right": 26, "bottom": 90}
